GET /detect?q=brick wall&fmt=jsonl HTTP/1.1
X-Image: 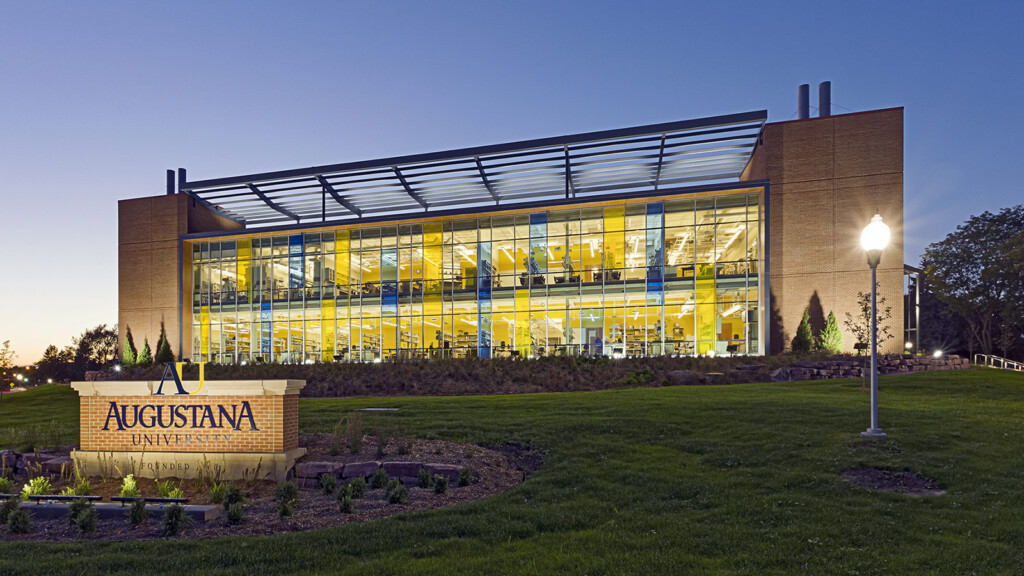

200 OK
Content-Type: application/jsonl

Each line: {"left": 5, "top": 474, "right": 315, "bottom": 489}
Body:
{"left": 743, "top": 108, "right": 904, "bottom": 354}
{"left": 118, "top": 194, "right": 241, "bottom": 362}
{"left": 79, "top": 394, "right": 292, "bottom": 453}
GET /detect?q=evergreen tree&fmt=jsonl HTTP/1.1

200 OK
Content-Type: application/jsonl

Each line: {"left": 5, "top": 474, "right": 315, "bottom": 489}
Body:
{"left": 122, "top": 327, "right": 138, "bottom": 367}
{"left": 155, "top": 323, "right": 175, "bottom": 364}
{"left": 137, "top": 338, "right": 153, "bottom": 367}
{"left": 817, "top": 311, "right": 844, "bottom": 355}
{"left": 791, "top": 309, "right": 814, "bottom": 354}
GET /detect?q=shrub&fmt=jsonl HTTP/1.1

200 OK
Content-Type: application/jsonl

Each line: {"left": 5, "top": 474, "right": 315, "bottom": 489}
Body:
{"left": 73, "top": 479, "right": 91, "bottom": 496}
{"left": 398, "top": 438, "right": 411, "bottom": 455}
{"left": 347, "top": 416, "right": 364, "bottom": 455}
{"left": 208, "top": 482, "right": 226, "bottom": 505}
{"left": 0, "top": 496, "right": 20, "bottom": 523}
{"left": 458, "top": 466, "right": 474, "bottom": 487}
{"left": 318, "top": 473, "right": 337, "bottom": 495}
{"left": 167, "top": 487, "right": 185, "bottom": 499}
{"left": 370, "top": 467, "right": 388, "bottom": 490}
{"left": 417, "top": 468, "right": 433, "bottom": 489}
{"left": 120, "top": 474, "right": 141, "bottom": 498}
{"left": 385, "top": 478, "right": 408, "bottom": 505}
{"left": 348, "top": 476, "right": 366, "bottom": 499}
{"left": 222, "top": 482, "right": 246, "bottom": 510}
{"left": 75, "top": 506, "right": 97, "bottom": 534}
{"left": 156, "top": 479, "right": 178, "bottom": 498}
{"left": 67, "top": 498, "right": 92, "bottom": 525}
{"left": 21, "top": 476, "right": 52, "bottom": 498}
{"left": 433, "top": 475, "right": 449, "bottom": 494}
{"left": 338, "top": 491, "right": 354, "bottom": 514}
{"left": 7, "top": 507, "right": 32, "bottom": 534}
{"left": 0, "top": 477, "right": 13, "bottom": 494}
{"left": 791, "top": 308, "right": 814, "bottom": 354}
{"left": 226, "top": 502, "right": 244, "bottom": 525}
{"left": 161, "top": 503, "right": 192, "bottom": 536}
{"left": 817, "top": 311, "right": 845, "bottom": 354}
{"left": 274, "top": 481, "right": 299, "bottom": 517}
{"left": 128, "top": 499, "right": 147, "bottom": 525}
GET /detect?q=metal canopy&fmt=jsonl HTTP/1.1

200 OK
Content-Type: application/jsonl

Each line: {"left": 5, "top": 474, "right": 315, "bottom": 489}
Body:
{"left": 180, "top": 110, "right": 766, "bottom": 227}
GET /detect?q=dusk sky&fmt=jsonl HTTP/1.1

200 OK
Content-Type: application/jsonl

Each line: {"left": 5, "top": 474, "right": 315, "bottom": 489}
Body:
{"left": 1, "top": 1, "right": 1021, "bottom": 363}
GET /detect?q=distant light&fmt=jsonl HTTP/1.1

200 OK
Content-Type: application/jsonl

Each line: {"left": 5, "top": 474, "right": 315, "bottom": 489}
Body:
{"left": 905, "top": 342, "right": 913, "bottom": 350}
{"left": 113, "top": 365, "right": 123, "bottom": 372}
{"left": 707, "top": 350, "right": 716, "bottom": 358}
{"left": 14, "top": 374, "right": 20, "bottom": 379}
{"left": 860, "top": 213, "right": 891, "bottom": 252}
{"left": 47, "top": 379, "right": 53, "bottom": 384}
{"left": 933, "top": 350, "right": 943, "bottom": 358}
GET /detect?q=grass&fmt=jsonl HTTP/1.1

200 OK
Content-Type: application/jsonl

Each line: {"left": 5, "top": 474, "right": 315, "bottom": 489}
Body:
{"left": 0, "top": 385, "right": 79, "bottom": 451}
{"left": 2, "top": 370, "right": 1024, "bottom": 574}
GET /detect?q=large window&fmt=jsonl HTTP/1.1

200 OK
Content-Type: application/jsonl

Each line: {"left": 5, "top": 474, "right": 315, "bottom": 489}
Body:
{"left": 189, "top": 189, "right": 763, "bottom": 362}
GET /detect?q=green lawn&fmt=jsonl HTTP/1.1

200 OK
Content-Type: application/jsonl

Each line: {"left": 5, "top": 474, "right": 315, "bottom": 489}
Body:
{"left": 2, "top": 370, "right": 1024, "bottom": 575}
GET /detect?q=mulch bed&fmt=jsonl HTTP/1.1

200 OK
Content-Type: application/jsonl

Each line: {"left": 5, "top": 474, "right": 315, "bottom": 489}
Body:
{"left": 840, "top": 467, "right": 946, "bottom": 496}
{"left": 0, "top": 435, "right": 539, "bottom": 542}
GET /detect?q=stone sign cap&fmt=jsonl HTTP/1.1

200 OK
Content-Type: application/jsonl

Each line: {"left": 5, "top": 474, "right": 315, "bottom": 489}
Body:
{"left": 71, "top": 380, "right": 305, "bottom": 397}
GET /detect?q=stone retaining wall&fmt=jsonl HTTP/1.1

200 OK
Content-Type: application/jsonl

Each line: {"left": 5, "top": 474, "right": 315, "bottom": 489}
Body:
{"left": 770, "top": 354, "right": 969, "bottom": 382}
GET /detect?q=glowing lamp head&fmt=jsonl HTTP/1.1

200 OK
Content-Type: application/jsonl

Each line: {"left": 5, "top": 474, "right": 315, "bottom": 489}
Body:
{"left": 933, "top": 350, "right": 943, "bottom": 358}
{"left": 860, "top": 213, "right": 891, "bottom": 252}
{"left": 113, "top": 365, "right": 122, "bottom": 372}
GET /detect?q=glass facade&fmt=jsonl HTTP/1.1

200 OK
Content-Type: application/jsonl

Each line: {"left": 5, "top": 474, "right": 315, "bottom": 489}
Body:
{"left": 189, "top": 189, "right": 764, "bottom": 363}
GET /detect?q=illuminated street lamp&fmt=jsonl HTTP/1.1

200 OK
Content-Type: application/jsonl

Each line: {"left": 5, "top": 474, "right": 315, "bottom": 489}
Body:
{"left": 860, "top": 213, "right": 890, "bottom": 440}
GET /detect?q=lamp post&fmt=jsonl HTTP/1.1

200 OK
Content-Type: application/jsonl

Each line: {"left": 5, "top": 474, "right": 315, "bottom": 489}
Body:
{"left": 860, "top": 213, "right": 890, "bottom": 440}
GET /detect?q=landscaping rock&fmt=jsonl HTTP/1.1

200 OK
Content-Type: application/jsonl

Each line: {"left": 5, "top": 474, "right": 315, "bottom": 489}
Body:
{"left": 341, "top": 461, "right": 380, "bottom": 479}
{"left": 666, "top": 370, "right": 700, "bottom": 386}
{"left": 17, "top": 453, "right": 56, "bottom": 473}
{"left": 294, "top": 461, "right": 343, "bottom": 479}
{"left": 382, "top": 461, "right": 422, "bottom": 478}
{"left": 426, "top": 464, "right": 461, "bottom": 482}
{"left": 41, "top": 456, "right": 74, "bottom": 476}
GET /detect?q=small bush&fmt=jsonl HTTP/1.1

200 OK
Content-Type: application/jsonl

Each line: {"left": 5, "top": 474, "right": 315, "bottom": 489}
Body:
{"left": 338, "top": 491, "right": 354, "bottom": 514}
{"left": 791, "top": 308, "right": 814, "bottom": 354}
{"left": 349, "top": 476, "right": 366, "bottom": 499}
{"left": 417, "top": 468, "right": 433, "bottom": 489}
{"left": 161, "top": 503, "right": 192, "bottom": 536}
{"left": 347, "top": 416, "right": 363, "bottom": 455}
{"left": 458, "top": 466, "right": 474, "bottom": 487}
{"left": 274, "top": 481, "right": 299, "bottom": 517}
{"left": 8, "top": 507, "right": 32, "bottom": 534}
{"left": 128, "top": 499, "right": 147, "bottom": 525}
{"left": 22, "top": 476, "right": 52, "bottom": 498}
{"left": 318, "top": 473, "right": 337, "bottom": 495}
{"left": 226, "top": 502, "right": 244, "bottom": 525}
{"left": 222, "top": 482, "right": 246, "bottom": 510}
{"left": 398, "top": 438, "right": 411, "bottom": 455}
{"left": 370, "top": 468, "right": 388, "bottom": 490}
{"left": 73, "top": 479, "right": 91, "bottom": 496}
{"left": 0, "top": 477, "right": 14, "bottom": 494}
{"left": 208, "top": 482, "right": 226, "bottom": 505}
{"left": 156, "top": 479, "right": 178, "bottom": 498}
{"left": 75, "top": 506, "right": 98, "bottom": 535}
{"left": 1, "top": 496, "right": 20, "bottom": 523}
{"left": 433, "top": 475, "right": 449, "bottom": 494}
{"left": 385, "top": 478, "right": 408, "bottom": 505}
{"left": 167, "top": 487, "right": 185, "bottom": 499}
{"left": 120, "top": 474, "right": 141, "bottom": 498}
{"left": 67, "top": 498, "right": 92, "bottom": 525}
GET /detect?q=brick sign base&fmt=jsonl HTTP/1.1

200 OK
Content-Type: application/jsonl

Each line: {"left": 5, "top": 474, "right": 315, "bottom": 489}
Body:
{"left": 71, "top": 380, "right": 306, "bottom": 482}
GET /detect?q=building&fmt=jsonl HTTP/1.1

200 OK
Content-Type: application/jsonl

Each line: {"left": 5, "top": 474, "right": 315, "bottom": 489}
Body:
{"left": 119, "top": 85, "right": 903, "bottom": 363}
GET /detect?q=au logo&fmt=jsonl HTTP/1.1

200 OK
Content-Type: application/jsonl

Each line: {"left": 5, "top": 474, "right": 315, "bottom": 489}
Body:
{"left": 154, "top": 362, "right": 207, "bottom": 395}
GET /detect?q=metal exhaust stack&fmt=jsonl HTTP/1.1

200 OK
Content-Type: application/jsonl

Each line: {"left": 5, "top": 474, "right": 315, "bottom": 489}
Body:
{"left": 819, "top": 81, "right": 831, "bottom": 117}
{"left": 166, "top": 169, "right": 175, "bottom": 195}
{"left": 798, "top": 84, "right": 810, "bottom": 119}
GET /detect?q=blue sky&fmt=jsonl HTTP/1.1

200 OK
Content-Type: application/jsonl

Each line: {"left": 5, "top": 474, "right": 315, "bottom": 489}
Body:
{"left": 1, "top": 1, "right": 1021, "bottom": 361}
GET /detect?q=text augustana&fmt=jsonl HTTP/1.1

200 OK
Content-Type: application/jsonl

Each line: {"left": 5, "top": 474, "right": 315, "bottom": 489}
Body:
{"left": 101, "top": 401, "right": 259, "bottom": 431}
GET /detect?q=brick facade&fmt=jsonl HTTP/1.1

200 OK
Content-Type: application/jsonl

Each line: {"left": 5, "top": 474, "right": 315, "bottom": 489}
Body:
{"left": 118, "top": 194, "right": 241, "bottom": 361}
{"left": 742, "top": 108, "right": 904, "bottom": 354}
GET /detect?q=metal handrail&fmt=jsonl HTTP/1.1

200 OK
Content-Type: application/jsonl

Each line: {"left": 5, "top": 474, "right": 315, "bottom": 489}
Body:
{"left": 974, "top": 354, "right": 1024, "bottom": 372}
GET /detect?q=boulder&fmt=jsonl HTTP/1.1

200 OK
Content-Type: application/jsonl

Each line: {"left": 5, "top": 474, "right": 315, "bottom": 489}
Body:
{"left": 426, "top": 464, "right": 461, "bottom": 482}
{"left": 382, "top": 461, "right": 423, "bottom": 478}
{"left": 41, "top": 456, "right": 74, "bottom": 476}
{"left": 294, "top": 461, "right": 343, "bottom": 479}
{"left": 17, "top": 453, "right": 56, "bottom": 474}
{"left": 666, "top": 370, "right": 700, "bottom": 386}
{"left": 341, "top": 461, "right": 380, "bottom": 479}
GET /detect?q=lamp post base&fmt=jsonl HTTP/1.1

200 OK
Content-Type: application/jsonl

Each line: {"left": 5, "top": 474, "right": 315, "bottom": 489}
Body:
{"left": 861, "top": 428, "right": 888, "bottom": 440}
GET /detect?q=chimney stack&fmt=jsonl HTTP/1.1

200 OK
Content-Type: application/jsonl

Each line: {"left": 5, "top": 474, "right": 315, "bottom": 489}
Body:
{"left": 798, "top": 84, "right": 810, "bottom": 119}
{"left": 818, "top": 81, "right": 831, "bottom": 117}
{"left": 166, "top": 169, "right": 175, "bottom": 195}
